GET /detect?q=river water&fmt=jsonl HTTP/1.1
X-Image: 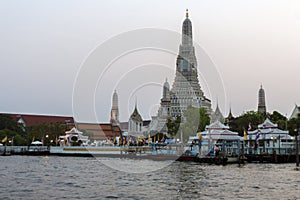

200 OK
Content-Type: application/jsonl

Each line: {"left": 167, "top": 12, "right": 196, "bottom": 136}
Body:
{"left": 0, "top": 156, "right": 299, "bottom": 199}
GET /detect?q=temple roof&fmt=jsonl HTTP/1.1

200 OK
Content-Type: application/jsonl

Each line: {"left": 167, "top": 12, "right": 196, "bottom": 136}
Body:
{"left": 200, "top": 129, "right": 240, "bottom": 141}
{"left": 258, "top": 118, "right": 277, "bottom": 129}
{"left": 248, "top": 128, "right": 288, "bottom": 135}
{"left": 247, "top": 118, "right": 288, "bottom": 136}
{"left": 205, "top": 120, "right": 229, "bottom": 130}
{"left": 2, "top": 113, "right": 74, "bottom": 127}
{"left": 130, "top": 106, "right": 143, "bottom": 122}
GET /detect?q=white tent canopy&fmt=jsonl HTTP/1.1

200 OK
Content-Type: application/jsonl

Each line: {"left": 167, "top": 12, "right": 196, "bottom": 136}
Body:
{"left": 31, "top": 141, "right": 43, "bottom": 145}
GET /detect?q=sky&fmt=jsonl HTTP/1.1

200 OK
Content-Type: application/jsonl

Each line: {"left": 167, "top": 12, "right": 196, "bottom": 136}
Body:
{"left": 0, "top": 0, "right": 300, "bottom": 122}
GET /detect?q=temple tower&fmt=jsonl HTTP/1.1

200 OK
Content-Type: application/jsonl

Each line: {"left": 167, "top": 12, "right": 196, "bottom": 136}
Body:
{"left": 159, "top": 78, "right": 171, "bottom": 118}
{"left": 211, "top": 101, "right": 224, "bottom": 123}
{"left": 258, "top": 85, "right": 267, "bottom": 114}
{"left": 110, "top": 90, "right": 120, "bottom": 125}
{"left": 170, "top": 9, "right": 212, "bottom": 118}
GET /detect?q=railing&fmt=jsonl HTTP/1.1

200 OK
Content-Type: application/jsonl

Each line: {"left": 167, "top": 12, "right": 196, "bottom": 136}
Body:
{"left": 0, "top": 146, "right": 49, "bottom": 154}
{"left": 244, "top": 147, "right": 298, "bottom": 155}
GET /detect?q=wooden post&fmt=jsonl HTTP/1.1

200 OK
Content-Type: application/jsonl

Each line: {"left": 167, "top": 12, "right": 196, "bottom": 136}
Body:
{"left": 296, "top": 128, "right": 299, "bottom": 167}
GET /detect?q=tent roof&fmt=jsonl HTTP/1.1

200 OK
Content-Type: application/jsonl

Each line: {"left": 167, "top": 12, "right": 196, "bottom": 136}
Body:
{"left": 31, "top": 141, "right": 43, "bottom": 145}
{"left": 205, "top": 120, "right": 229, "bottom": 130}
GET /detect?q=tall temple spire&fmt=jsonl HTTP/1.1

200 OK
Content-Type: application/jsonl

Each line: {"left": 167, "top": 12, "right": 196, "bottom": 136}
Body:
{"left": 162, "top": 78, "right": 170, "bottom": 101}
{"left": 182, "top": 9, "right": 193, "bottom": 47}
{"left": 258, "top": 84, "right": 267, "bottom": 114}
{"left": 170, "top": 10, "right": 212, "bottom": 119}
{"left": 228, "top": 103, "right": 233, "bottom": 118}
{"left": 110, "top": 90, "right": 120, "bottom": 125}
{"left": 211, "top": 99, "right": 224, "bottom": 123}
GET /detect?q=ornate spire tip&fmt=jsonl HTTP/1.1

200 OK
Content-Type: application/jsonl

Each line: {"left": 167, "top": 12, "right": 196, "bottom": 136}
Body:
{"left": 186, "top": 9, "right": 189, "bottom": 18}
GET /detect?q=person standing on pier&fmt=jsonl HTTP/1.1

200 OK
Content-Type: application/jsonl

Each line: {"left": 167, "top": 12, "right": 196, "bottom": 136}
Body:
{"left": 215, "top": 145, "right": 220, "bottom": 157}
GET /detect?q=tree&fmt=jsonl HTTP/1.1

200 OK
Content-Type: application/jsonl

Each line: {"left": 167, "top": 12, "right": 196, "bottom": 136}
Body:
{"left": 198, "top": 108, "right": 210, "bottom": 132}
{"left": 270, "top": 111, "right": 287, "bottom": 130}
{"left": 167, "top": 116, "right": 181, "bottom": 137}
{"left": 229, "top": 111, "right": 265, "bottom": 136}
{"left": 26, "top": 122, "right": 66, "bottom": 145}
{"left": 287, "top": 114, "right": 300, "bottom": 136}
{"left": 180, "top": 107, "right": 210, "bottom": 142}
{"left": 79, "top": 129, "right": 94, "bottom": 140}
{"left": 0, "top": 115, "right": 26, "bottom": 145}
{"left": 0, "top": 115, "right": 25, "bottom": 135}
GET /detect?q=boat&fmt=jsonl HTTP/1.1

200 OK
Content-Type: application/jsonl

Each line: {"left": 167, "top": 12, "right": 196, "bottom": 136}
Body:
{"left": 0, "top": 145, "right": 11, "bottom": 156}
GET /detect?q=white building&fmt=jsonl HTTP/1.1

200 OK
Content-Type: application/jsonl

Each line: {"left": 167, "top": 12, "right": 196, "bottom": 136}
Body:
{"left": 246, "top": 118, "right": 293, "bottom": 154}
{"left": 128, "top": 104, "right": 143, "bottom": 137}
{"left": 192, "top": 121, "right": 242, "bottom": 155}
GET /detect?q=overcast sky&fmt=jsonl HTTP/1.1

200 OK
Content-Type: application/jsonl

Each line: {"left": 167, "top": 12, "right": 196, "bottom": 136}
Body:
{"left": 1, "top": 0, "right": 300, "bottom": 122}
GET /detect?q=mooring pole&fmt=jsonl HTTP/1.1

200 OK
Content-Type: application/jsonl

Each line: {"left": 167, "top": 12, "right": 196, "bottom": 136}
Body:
{"left": 296, "top": 128, "right": 299, "bottom": 167}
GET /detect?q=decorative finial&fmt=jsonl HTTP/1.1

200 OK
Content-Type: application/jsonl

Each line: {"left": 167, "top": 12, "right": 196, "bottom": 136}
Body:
{"left": 186, "top": 9, "right": 189, "bottom": 18}
{"left": 260, "top": 83, "right": 262, "bottom": 89}
{"left": 165, "top": 77, "right": 168, "bottom": 82}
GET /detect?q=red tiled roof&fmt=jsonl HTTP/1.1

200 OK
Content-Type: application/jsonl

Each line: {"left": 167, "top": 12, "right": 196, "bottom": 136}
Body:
{"left": 77, "top": 123, "right": 122, "bottom": 140}
{"left": 2, "top": 113, "right": 74, "bottom": 126}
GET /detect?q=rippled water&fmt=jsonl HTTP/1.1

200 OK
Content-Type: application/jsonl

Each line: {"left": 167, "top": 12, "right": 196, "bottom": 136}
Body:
{"left": 0, "top": 156, "right": 299, "bottom": 199}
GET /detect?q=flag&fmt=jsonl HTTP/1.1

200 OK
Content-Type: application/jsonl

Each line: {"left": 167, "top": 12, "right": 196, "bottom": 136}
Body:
{"left": 244, "top": 130, "right": 247, "bottom": 140}
{"left": 248, "top": 123, "right": 252, "bottom": 131}
{"left": 1, "top": 136, "right": 7, "bottom": 143}
{"left": 197, "top": 133, "right": 203, "bottom": 140}
{"left": 255, "top": 131, "right": 260, "bottom": 141}
{"left": 67, "top": 136, "right": 71, "bottom": 143}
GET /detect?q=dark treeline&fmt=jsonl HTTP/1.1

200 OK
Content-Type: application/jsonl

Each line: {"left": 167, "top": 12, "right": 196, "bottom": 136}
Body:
{"left": 0, "top": 114, "right": 66, "bottom": 146}
{"left": 227, "top": 111, "right": 300, "bottom": 136}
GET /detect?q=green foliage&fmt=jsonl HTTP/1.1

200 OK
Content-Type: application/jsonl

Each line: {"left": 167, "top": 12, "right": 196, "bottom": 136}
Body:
{"left": 167, "top": 115, "right": 181, "bottom": 137}
{"left": 180, "top": 108, "right": 210, "bottom": 142}
{"left": 0, "top": 115, "right": 26, "bottom": 145}
{"left": 79, "top": 129, "right": 94, "bottom": 140}
{"left": 229, "top": 110, "right": 289, "bottom": 136}
{"left": 26, "top": 122, "right": 66, "bottom": 145}
{"left": 229, "top": 111, "right": 265, "bottom": 135}
{"left": 198, "top": 108, "right": 210, "bottom": 132}
{"left": 0, "top": 115, "right": 25, "bottom": 135}
{"left": 287, "top": 116, "right": 300, "bottom": 136}
{"left": 269, "top": 111, "right": 287, "bottom": 130}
